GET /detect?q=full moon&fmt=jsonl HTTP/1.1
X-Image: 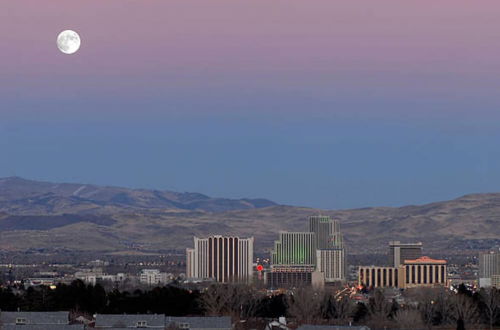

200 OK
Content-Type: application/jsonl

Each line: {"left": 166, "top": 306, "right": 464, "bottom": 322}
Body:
{"left": 57, "top": 30, "right": 81, "bottom": 55}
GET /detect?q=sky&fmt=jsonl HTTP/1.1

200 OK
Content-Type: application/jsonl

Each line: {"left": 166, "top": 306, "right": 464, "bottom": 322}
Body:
{"left": 2, "top": 0, "right": 500, "bottom": 209}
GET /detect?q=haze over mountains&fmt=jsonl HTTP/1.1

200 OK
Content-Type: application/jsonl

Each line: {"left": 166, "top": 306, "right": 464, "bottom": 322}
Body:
{"left": 0, "top": 177, "right": 499, "bottom": 255}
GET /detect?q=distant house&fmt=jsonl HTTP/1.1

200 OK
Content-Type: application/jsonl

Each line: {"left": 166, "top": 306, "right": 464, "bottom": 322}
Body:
{"left": 1, "top": 325, "right": 84, "bottom": 330}
{"left": 296, "top": 326, "right": 370, "bottom": 330}
{"left": 0, "top": 311, "right": 70, "bottom": 326}
{"left": 165, "top": 316, "right": 232, "bottom": 330}
{"left": 94, "top": 314, "right": 165, "bottom": 328}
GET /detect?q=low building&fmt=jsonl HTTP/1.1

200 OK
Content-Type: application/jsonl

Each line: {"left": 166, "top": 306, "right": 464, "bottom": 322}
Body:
{"left": 297, "top": 326, "right": 370, "bottom": 330}
{"left": 2, "top": 325, "right": 84, "bottom": 329}
{"left": 358, "top": 266, "right": 399, "bottom": 288}
{"left": 399, "top": 256, "right": 447, "bottom": 289}
{"left": 265, "top": 265, "right": 324, "bottom": 289}
{"left": 358, "top": 256, "right": 447, "bottom": 289}
{"left": 165, "top": 316, "right": 232, "bottom": 330}
{"left": 94, "top": 314, "right": 165, "bottom": 328}
{"left": 139, "top": 269, "right": 170, "bottom": 286}
{"left": 0, "top": 312, "right": 69, "bottom": 326}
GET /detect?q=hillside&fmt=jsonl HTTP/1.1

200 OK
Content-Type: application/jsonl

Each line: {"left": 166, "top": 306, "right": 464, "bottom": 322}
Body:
{"left": 0, "top": 177, "right": 499, "bottom": 255}
{"left": 0, "top": 177, "right": 276, "bottom": 213}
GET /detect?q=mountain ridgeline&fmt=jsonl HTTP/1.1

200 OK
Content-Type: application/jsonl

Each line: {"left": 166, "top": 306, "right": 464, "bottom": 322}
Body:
{"left": 0, "top": 177, "right": 499, "bottom": 255}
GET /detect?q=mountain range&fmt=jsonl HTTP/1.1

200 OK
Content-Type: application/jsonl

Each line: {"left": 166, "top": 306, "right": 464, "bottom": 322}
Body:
{"left": 0, "top": 177, "right": 499, "bottom": 255}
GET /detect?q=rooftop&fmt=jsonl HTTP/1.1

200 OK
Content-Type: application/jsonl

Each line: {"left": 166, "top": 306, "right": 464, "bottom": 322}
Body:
{"left": 404, "top": 256, "right": 447, "bottom": 264}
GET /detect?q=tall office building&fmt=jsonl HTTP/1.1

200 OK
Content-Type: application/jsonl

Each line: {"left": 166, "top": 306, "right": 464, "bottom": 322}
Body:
{"left": 309, "top": 215, "right": 346, "bottom": 282}
{"left": 271, "top": 232, "right": 316, "bottom": 267}
{"left": 186, "top": 235, "right": 254, "bottom": 283}
{"left": 479, "top": 251, "right": 500, "bottom": 287}
{"left": 479, "top": 251, "right": 500, "bottom": 278}
{"left": 316, "top": 248, "right": 345, "bottom": 282}
{"left": 389, "top": 241, "right": 423, "bottom": 267}
{"left": 309, "top": 215, "right": 344, "bottom": 249}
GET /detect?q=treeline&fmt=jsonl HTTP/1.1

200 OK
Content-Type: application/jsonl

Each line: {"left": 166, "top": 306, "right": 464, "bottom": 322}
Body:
{"left": 0, "top": 280, "right": 285, "bottom": 318}
{"left": 0, "top": 281, "right": 499, "bottom": 329}
{"left": 0, "top": 280, "right": 200, "bottom": 315}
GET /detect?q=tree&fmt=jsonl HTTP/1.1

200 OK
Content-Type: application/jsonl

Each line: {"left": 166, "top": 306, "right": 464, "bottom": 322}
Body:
{"left": 452, "top": 294, "right": 479, "bottom": 329}
{"left": 367, "top": 289, "right": 392, "bottom": 328}
{"left": 393, "top": 309, "right": 425, "bottom": 329}
{"left": 479, "top": 287, "right": 500, "bottom": 330}
{"left": 286, "top": 288, "right": 324, "bottom": 324}
{"left": 199, "top": 284, "right": 233, "bottom": 317}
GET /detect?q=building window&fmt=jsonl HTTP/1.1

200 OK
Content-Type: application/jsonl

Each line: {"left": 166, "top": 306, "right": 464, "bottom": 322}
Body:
{"left": 136, "top": 321, "right": 147, "bottom": 328}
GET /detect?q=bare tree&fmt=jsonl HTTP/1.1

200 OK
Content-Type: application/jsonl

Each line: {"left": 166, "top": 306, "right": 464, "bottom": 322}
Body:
{"left": 199, "top": 284, "right": 233, "bottom": 316}
{"left": 431, "top": 288, "right": 456, "bottom": 327}
{"left": 286, "top": 287, "right": 324, "bottom": 324}
{"left": 451, "top": 294, "right": 480, "bottom": 329}
{"left": 367, "top": 289, "right": 393, "bottom": 328}
{"left": 199, "top": 283, "right": 261, "bottom": 319}
{"left": 225, "top": 284, "right": 261, "bottom": 320}
{"left": 479, "top": 287, "right": 500, "bottom": 330}
{"left": 393, "top": 308, "right": 425, "bottom": 329}
{"left": 323, "top": 294, "right": 354, "bottom": 324}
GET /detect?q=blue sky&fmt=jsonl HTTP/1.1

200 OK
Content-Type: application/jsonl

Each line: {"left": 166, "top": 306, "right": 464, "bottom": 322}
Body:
{"left": 2, "top": 0, "right": 500, "bottom": 209}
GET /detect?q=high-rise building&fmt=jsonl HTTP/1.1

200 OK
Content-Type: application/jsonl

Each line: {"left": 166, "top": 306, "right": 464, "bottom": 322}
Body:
{"left": 479, "top": 251, "right": 500, "bottom": 278}
{"left": 271, "top": 232, "right": 316, "bottom": 267}
{"left": 186, "top": 236, "right": 254, "bottom": 283}
{"left": 268, "top": 216, "right": 347, "bottom": 286}
{"left": 309, "top": 215, "right": 346, "bottom": 282}
{"left": 316, "top": 248, "right": 345, "bottom": 282}
{"left": 389, "top": 241, "right": 423, "bottom": 267}
{"left": 479, "top": 251, "right": 500, "bottom": 287}
{"left": 309, "top": 215, "right": 344, "bottom": 249}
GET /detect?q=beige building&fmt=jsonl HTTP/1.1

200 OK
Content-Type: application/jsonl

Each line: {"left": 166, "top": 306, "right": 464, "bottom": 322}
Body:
{"left": 358, "top": 266, "right": 399, "bottom": 288}
{"left": 317, "top": 248, "right": 345, "bottom": 282}
{"left": 186, "top": 235, "right": 254, "bottom": 283}
{"left": 399, "top": 256, "right": 447, "bottom": 289}
{"left": 358, "top": 256, "right": 447, "bottom": 289}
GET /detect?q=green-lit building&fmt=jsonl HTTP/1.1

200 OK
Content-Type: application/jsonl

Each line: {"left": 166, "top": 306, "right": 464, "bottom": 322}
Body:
{"left": 271, "top": 232, "right": 316, "bottom": 266}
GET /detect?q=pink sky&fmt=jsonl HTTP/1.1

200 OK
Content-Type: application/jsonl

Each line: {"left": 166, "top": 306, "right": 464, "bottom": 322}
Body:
{"left": 2, "top": 0, "right": 500, "bottom": 116}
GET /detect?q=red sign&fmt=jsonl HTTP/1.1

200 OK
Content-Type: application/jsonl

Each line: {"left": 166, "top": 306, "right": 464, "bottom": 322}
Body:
{"left": 256, "top": 265, "right": 264, "bottom": 272}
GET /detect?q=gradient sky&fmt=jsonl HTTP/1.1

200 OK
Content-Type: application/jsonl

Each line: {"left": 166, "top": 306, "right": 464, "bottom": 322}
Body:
{"left": 2, "top": 0, "right": 500, "bottom": 209}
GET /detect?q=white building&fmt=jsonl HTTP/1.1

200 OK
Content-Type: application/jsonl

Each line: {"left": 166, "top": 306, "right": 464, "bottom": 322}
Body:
{"left": 139, "top": 269, "right": 170, "bottom": 286}
{"left": 479, "top": 250, "right": 500, "bottom": 288}
{"left": 316, "top": 248, "right": 345, "bottom": 282}
{"left": 186, "top": 236, "right": 254, "bottom": 283}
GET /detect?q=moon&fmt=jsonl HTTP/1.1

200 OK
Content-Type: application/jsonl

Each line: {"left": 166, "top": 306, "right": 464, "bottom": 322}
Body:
{"left": 57, "top": 30, "right": 81, "bottom": 55}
